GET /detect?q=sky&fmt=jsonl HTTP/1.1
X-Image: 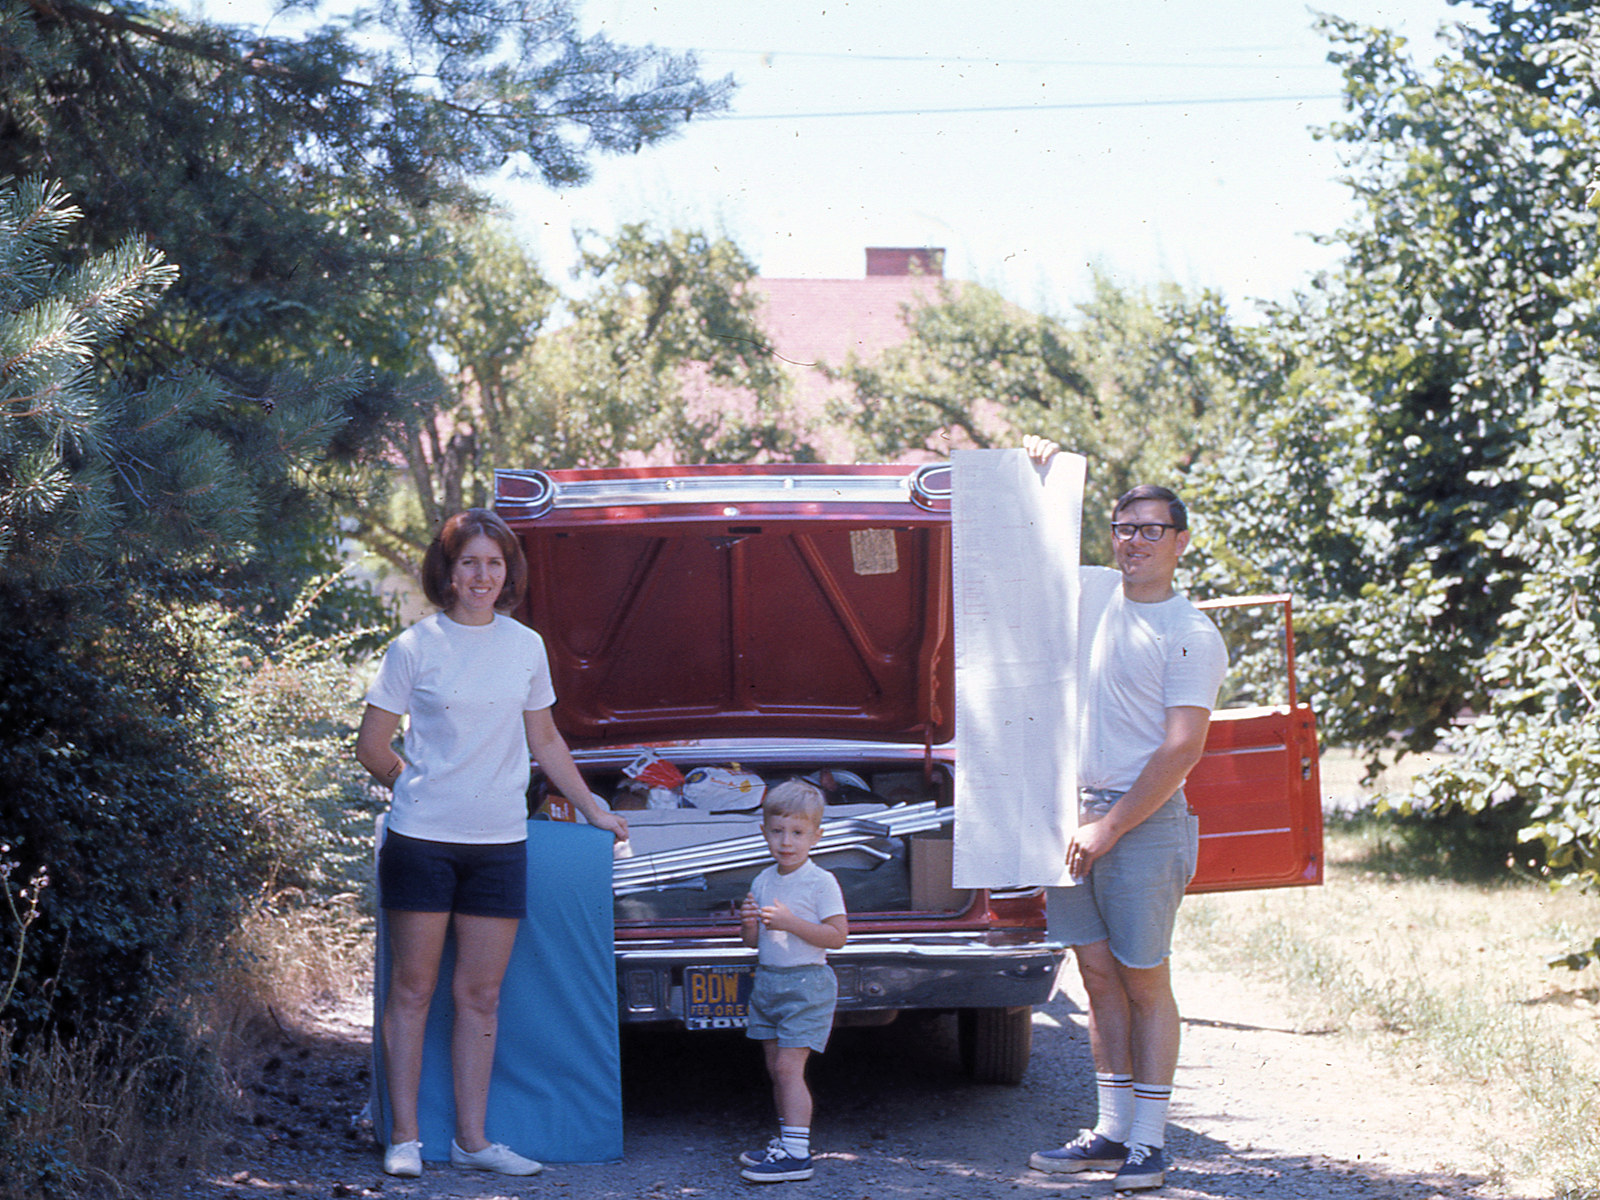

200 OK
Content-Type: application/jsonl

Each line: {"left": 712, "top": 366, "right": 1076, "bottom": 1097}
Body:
{"left": 213, "top": 0, "right": 1480, "bottom": 319}
{"left": 487, "top": 0, "right": 1479, "bottom": 318}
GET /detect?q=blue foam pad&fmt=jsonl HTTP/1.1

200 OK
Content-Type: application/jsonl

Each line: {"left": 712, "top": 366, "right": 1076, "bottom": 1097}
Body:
{"left": 372, "top": 821, "right": 623, "bottom": 1163}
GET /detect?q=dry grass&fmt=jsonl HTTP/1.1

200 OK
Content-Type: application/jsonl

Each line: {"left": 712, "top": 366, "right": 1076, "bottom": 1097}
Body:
{"left": 1180, "top": 814, "right": 1600, "bottom": 1198}
{"left": 220, "top": 891, "right": 374, "bottom": 1034}
{"left": 0, "top": 894, "right": 373, "bottom": 1200}
{"left": 0, "top": 1017, "right": 227, "bottom": 1198}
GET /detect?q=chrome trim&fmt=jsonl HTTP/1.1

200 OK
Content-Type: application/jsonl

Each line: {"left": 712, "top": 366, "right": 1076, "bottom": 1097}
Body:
{"left": 617, "top": 933, "right": 1064, "bottom": 964}
{"left": 493, "top": 469, "right": 555, "bottom": 518}
{"left": 909, "top": 462, "right": 952, "bottom": 510}
{"left": 613, "top": 933, "right": 1066, "bottom": 1022}
{"left": 568, "top": 738, "right": 954, "bottom": 770}
{"left": 499, "top": 470, "right": 928, "bottom": 516}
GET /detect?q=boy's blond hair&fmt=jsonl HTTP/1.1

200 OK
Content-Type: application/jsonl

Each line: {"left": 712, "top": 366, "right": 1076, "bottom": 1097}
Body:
{"left": 761, "top": 778, "right": 826, "bottom": 826}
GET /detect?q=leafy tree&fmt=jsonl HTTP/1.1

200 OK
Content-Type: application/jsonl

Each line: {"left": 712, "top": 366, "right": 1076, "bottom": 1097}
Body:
{"left": 0, "top": 586, "right": 264, "bottom": 1037}
{"left": 833, "top": 271, "right": 1269, "bottom": 550}
{"left": 0, "top": 176, "right": 361, "bottom": 585}
{"left": 1, "top": 0, "right": 733, "bottom": 597}
{"left": 353, "top": 220, "right": 801, "bottom": 579}
{"left": 524, "top": 224, "right": 801, "bottom": 467}
{"left": 0, "top": 175, "right": 382, "bottom": 652}
{"left": 1407, "top": 358, "right": 1600, "bottom": 925}
{"left": 1188, "top": 4, "right": 1600, "bottom": 755}
{"left": 1183, "top": 3, "right": 1600, "bottom": 963}
{"left": 352, "top": 212, "right": 558, "bottom": 579}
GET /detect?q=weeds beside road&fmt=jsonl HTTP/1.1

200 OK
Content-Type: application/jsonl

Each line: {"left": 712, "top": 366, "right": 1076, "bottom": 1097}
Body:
{"left": 1181, "top": 814, "right": 1600, "bottom": 1199}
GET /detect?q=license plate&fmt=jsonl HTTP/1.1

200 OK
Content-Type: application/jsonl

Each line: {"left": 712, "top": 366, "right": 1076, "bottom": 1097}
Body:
{"left": 683, "top": 965, "right": 752, "bottom": 1029}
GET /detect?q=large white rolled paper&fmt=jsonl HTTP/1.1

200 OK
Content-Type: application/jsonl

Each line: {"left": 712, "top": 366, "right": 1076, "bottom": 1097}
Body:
{"left": 951, "top": 448, "right": 1084, "bottom": 889}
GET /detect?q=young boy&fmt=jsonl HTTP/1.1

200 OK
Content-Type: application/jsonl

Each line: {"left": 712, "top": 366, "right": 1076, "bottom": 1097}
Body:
{"left": 737, "top": 779, "right": 849, "bottom": 1183}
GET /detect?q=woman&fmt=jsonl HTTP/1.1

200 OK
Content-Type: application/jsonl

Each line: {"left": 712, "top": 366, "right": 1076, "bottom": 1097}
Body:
{"left": 355, "top": 508, "right": 628, "bottom": 1178}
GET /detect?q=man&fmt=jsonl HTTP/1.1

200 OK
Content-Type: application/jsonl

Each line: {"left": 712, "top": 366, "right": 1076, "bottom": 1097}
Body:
{"left": 1024, "top": 435, "right": 1228, "bottom": 1192}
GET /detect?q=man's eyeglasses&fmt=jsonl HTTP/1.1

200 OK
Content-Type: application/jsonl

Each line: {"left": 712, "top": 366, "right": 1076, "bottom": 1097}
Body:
{"left": 1111, "top": 522, "right": 1179, "bottom": 542}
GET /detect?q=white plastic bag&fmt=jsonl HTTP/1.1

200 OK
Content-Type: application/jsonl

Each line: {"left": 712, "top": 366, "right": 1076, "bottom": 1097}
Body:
{"left": 682, "top": 767, "right": 766, "bottom": 811}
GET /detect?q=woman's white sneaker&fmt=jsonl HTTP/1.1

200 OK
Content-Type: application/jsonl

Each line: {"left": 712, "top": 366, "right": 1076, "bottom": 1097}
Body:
{"left": 449, "top": 1139, "right": 543, "bottom": 1175}
{"left": 382, "top": 1140, "right": 422, "bottom": 1177}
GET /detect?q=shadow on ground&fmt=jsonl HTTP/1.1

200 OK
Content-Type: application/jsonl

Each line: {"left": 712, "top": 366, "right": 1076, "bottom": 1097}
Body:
{"left": 185, "top": 995, "right": 1517, "bottom": 1200}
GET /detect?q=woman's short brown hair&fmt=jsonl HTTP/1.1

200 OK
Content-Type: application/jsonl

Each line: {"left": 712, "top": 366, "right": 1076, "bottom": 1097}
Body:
{"left": 419, "top": 508, "right": 528, "bottom": 613}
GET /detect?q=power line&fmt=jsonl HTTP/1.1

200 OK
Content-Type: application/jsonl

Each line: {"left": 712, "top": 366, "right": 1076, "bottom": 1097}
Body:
{"left": 707, "top": 93, "right": 1343, "bottom": 121}
{"left": 689, "top": 46, "right": 1319, "bottom": 71}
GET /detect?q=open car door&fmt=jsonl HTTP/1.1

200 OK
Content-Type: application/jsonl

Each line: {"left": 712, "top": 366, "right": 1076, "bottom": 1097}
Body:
{"left": 1187, "top": 594, "right": 1323, "bottom": 893}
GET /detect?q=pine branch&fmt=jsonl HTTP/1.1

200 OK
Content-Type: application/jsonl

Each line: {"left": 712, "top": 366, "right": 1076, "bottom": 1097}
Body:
{"left": 19, "top": 0, "right": 716, "bottom": 125}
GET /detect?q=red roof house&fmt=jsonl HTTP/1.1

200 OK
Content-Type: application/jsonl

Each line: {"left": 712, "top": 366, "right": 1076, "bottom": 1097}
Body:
{"left": 753, "top": 247, "right": 955, "bottom": 461}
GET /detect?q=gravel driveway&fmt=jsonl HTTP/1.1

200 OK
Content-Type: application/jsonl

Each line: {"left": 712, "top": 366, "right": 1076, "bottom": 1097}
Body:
{"left": 187, "top": 954, "right": 1543, "bottom": 1200}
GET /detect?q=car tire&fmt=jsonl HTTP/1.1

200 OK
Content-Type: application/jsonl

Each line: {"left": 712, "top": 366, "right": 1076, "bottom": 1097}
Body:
{"left": 957, "top": 1005, "right": 1032, "bottom": 1085}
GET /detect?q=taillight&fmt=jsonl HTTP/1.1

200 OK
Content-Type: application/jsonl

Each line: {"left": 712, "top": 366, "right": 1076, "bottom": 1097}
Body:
{"left": 985, "top": 888, "right": 1047, "bottom": 926}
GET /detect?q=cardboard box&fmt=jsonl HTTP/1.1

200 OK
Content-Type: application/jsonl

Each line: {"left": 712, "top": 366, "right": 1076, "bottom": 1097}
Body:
{"left": 910, "top": 836, "right": 968, "bottom": 912}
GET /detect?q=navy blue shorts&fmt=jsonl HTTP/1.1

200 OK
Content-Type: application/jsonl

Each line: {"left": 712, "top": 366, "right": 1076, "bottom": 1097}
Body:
{"left": 378, "top": 831, "right": 528, "bottom": 919}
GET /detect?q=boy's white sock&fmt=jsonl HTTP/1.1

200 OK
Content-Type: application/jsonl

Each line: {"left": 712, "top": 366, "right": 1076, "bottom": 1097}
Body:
{"left": 779, "top": 1124, "right": 810, "bottom": 1158}
{"left": 1127, "top": 1082, "right": 1172, "bottom": 1148}
{"left": 1092, "top": 1072, "right": 1134, "bottom": 1142}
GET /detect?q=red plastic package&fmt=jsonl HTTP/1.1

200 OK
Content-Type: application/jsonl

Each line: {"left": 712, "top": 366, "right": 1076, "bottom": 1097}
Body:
{"left": 622, "top": 749, "right": 686, "bottom": 790}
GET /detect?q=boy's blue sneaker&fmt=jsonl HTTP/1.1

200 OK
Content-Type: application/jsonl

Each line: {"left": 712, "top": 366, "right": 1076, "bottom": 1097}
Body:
{"left": 739, "top": 1145, "right": 814, "bottom": 1183}
{"left": 739, "top": 1137, "right": 784, "bottom": 1167}
{"left": 1029, "top": 1128, "right": 1128, "bottom": 1173}
{"left": 1113, "top": 1143, "right": 1166, "bottom": 1191}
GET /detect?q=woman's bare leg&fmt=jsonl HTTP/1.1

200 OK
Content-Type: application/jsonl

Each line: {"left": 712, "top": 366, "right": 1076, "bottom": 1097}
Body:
{"left": 448, "top": 913, "right": 521, "bottom": 1151}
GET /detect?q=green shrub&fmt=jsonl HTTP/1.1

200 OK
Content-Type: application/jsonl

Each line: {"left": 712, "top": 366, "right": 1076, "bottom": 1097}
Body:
{"left": 0, "top": 585, "right": 262, "bottom": 1040}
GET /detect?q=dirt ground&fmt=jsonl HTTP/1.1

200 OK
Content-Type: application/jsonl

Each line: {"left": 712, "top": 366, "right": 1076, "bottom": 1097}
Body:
{"left": 182, "top": 950, "right": 1548, "bottom": 1200}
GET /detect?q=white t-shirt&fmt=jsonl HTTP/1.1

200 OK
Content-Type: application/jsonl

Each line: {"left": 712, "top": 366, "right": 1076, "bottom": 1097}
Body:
{"left": 750, "top": 859, "right": 846, "bottom": 968}
{"left": 366, "top": 611, "right": 558, "bottom": 844}
{"left": 1077, "top": 566, "right": 1229, "bottom": 795}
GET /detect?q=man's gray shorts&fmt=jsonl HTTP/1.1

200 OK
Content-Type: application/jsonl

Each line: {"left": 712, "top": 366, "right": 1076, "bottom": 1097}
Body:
{"left": 745, "top": 963, "right": 837, "bottom": 1053}
{"left": 1047, "top": 790, "right": 1200, "bottom": 969}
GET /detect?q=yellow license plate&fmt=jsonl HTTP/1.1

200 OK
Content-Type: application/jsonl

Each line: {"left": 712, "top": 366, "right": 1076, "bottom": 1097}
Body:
{"left": 684, "top": 965, "right": 752, "bottom": 1029}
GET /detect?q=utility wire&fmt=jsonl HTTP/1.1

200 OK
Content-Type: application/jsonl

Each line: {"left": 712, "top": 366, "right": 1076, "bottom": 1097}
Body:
{"left": 691, "top": 47, "right": 1319, "bottom": 70}
{"left": 708, "top": 93, "right": 1342, "bottom": 121}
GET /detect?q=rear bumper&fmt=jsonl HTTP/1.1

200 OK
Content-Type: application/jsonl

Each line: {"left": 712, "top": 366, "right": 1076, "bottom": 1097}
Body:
{"left": 615, "top": 932, "right": 1066, "bottom": 1025}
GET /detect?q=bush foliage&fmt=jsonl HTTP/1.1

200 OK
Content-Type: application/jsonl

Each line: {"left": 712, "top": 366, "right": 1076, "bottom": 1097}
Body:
{"left": 0, "top": 587, "right": 258, "bottom": 1038}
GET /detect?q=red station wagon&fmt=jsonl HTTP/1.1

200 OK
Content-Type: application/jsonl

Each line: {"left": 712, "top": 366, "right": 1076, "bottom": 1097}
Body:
{"left": 495, "top": 462, "right": 1323, "bottom": 1084}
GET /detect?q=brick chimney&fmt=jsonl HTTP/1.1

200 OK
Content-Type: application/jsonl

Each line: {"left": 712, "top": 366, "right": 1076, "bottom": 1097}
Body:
{"left": 865, "top": 247, "right": 945, "bottom": 278}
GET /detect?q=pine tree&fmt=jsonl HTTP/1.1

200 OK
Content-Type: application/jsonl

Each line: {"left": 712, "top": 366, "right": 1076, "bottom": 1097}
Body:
{"left": 0, "top": 176, "right": 363, "bottom": 586}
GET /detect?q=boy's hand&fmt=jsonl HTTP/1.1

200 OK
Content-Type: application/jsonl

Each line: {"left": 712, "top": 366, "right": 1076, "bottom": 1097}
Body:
{"left": 759, "top": 900, "right": 797, "bottom": 932}
{"left": 739, "top": 894, "right": 761, "bottom": 925}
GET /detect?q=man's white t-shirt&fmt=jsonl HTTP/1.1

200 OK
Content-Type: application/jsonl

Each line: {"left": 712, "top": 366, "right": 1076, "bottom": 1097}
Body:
{"left": 1077, "top": 566, "right": 1229, "bottom": 795}
{"left": 749, "top": 859, "right": 846, "bottom": 968}
{"left": 366, "top": 611, "right": 558, "bottom": 844}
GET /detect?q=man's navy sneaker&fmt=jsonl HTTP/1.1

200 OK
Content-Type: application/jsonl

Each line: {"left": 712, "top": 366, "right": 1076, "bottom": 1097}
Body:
{"left": 1113, "top": 1143, "right": 1166, "bottom": 1191}
{"left": 1029, "top": 1128, "right": 1128, "bottom": 1173}
{"left": 739, "top": 1145, "right": 814, "bottom": 1183}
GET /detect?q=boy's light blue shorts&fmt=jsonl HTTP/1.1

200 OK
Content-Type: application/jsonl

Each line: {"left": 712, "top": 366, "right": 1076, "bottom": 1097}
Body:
{"left": 1047, "top": 790, "right": 1200, "bottom": 969}
{"left": 745, "top": 963, "right": 837, "bottom": 1053}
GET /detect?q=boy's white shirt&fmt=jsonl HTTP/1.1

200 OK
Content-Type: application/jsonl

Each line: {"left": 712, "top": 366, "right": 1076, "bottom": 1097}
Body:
{"left": 749, "top": 859, "right": 845, "bottom": 967}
